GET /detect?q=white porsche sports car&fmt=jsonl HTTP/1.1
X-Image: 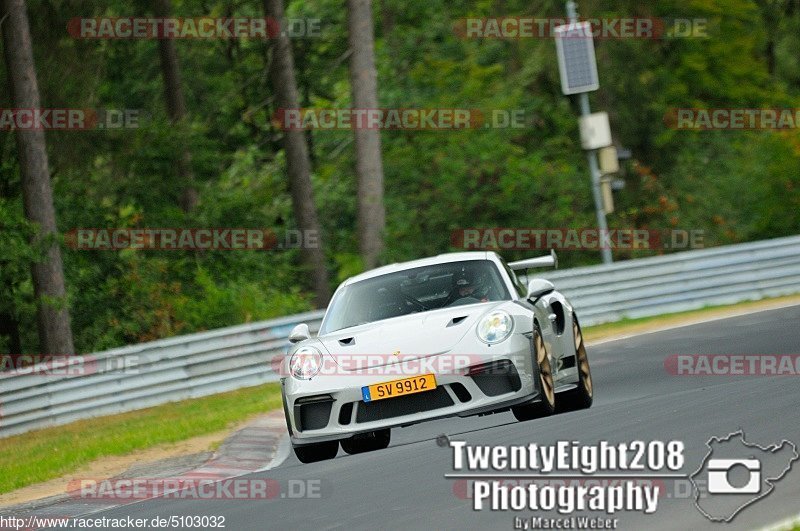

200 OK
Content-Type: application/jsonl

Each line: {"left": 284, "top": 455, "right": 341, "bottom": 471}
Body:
{"left": 281, "top": 250, "right": 593, "bottom": 463}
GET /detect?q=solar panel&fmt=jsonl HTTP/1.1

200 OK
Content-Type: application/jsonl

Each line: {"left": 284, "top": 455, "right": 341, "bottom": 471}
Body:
{"left": 554, "top": 22, "right": 599, "bottom": 95}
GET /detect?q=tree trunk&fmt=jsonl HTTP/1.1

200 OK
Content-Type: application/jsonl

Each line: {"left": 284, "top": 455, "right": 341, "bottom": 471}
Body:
{"left": 264, "top": 0, "right": 330, "bottom": 307}
{"left": 347, "top": 0, "right": 385, "bottom": 269}
{"left": 1, "top": 0, "right": 75, "bottom": 356}
{"left": 153, "top": 0, "right": 198, "bottom": 212}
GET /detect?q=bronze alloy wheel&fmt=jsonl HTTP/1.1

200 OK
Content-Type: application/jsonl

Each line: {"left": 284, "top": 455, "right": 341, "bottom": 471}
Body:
{"left": 513, "top": 322, "right": 556, "bottom": 421}
{"left": 556, "top": 316, "right": 594, "bottom": 412}
{"left": 536, "top": 327, "right": 556, "bottom": 407}
{"left": 574, "top": 319, "right": 593, "bottom": 399}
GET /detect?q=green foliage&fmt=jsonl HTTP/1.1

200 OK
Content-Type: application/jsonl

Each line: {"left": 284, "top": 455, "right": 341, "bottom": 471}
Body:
{"left": 0, "top": 199, "right": 37, "bottom": 351}
{"left": 1, "top": 0, "right": 799, "bottom": 354}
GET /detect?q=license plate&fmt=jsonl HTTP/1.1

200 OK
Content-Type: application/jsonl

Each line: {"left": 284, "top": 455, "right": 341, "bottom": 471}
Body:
{"left": 361, "top": 374, "right": 437, "bottom": 403}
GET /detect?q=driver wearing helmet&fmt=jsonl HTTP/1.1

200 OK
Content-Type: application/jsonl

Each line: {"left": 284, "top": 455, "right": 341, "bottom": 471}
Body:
{"left": 445, "top": 267, "right": 489, "bottom": 306}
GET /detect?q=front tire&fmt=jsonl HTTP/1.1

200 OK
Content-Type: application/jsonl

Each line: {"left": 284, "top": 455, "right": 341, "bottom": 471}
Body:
{"left": 293, "top": 440, "right": 339, "bottom": 464}
{"left": 557, "top": 317, "right": 593, "bottom": 412}
{"left": 513, "top": 322, "right": 556, "bottom": 421}
{"left": 340, "top": 429, "right": 391, "bottom": 455}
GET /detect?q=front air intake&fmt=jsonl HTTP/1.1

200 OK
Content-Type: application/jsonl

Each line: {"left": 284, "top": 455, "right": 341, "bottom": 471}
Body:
{"left": 467, "top": 360, "right": 521, "bottom": 397}
{"left": 294, "top": 395, "right": 334, "bottom": 432}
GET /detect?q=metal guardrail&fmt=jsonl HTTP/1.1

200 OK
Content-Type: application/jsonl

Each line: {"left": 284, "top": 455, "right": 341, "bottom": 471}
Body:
{"left": 540, "top": 234, "right": 800, "bottom": 325}
{"left": 0, "top": 310, "right": 323, "bottom": 438}
{"left": 2, "top": 235, "right": 799, "bottom": 438}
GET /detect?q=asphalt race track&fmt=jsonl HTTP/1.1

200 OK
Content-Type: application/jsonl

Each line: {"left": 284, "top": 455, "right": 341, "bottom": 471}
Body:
{"left": 52, "top": 305, "right": 800, "bottom": 530}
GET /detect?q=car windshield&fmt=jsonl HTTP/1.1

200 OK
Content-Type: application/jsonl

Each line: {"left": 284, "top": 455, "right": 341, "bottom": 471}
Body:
{"left": 319, "top": 260, "right": 510, "bottom": 334}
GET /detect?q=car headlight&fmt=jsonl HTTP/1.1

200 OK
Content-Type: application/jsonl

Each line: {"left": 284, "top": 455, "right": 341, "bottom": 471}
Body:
{"left": 476, "top": 310, "right": 514, "bottom": 344}
{"left": 289, "top": 346, "right": 323, "bottom": 380}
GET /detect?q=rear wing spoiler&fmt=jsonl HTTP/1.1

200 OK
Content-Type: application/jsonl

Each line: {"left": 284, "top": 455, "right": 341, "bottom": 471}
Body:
{"left": 508, "top": 249, "right": 558, "bottom": 271}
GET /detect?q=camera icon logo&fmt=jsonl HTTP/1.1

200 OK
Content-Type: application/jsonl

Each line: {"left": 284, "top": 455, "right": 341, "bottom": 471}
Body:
{"left": 690, "top": 431, "right": 798, "bottom": 522}
{"left": 707, "top": 458, "right": 760, "bottom": 494}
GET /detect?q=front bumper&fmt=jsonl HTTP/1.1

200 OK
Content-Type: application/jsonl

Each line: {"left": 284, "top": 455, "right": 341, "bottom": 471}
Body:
{"left": 283, "top": 333, "right": 538, "bottom": 446}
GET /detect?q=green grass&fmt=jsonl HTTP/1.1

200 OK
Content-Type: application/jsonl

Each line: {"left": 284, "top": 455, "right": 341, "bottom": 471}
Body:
{"left": 0, "top": 382, "right": 281, "bottom": 494}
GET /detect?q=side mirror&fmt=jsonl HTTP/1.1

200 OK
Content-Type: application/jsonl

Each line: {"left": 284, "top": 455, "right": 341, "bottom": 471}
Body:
{"left": 527, "top": 278, "right": 555, "bottom": 301}
{"left": 288, "top": 323, "right": 311, "bottom": 343}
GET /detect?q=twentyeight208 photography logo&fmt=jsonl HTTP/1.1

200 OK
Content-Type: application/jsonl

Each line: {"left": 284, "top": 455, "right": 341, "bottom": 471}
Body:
{"left": 690, "top": 431, "right": 798, "bottom": 522}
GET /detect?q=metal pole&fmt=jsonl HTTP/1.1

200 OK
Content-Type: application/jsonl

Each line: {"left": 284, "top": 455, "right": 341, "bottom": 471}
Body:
{"left": 567, "top": 1, "right": 612, "bottom": 264}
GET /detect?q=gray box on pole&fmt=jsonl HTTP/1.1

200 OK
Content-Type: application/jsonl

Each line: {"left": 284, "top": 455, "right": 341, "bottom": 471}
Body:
{"left": 554, "top": 21, "right": 599, "bottom": 95}
{"left": 579, "top": 112, "right": 612, "bottom": 150}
